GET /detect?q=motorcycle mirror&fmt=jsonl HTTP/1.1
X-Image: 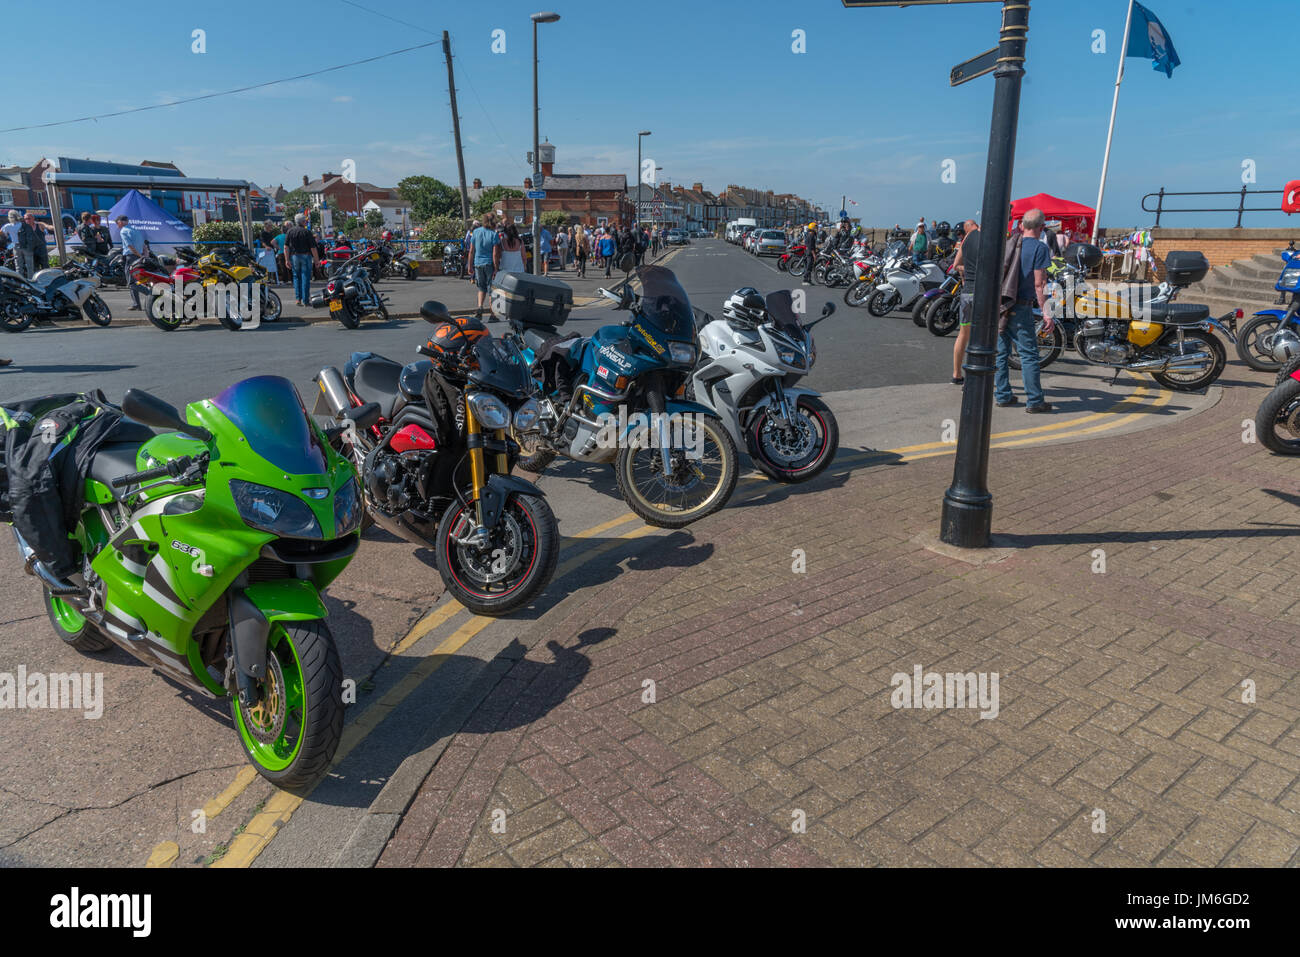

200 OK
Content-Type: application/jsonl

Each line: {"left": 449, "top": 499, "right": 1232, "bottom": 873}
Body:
{"left": 121, "top": 389, "right": 212, "bottom": 442}
{"left": 618, "top": 252, "right": 636, "bottom": 274}
{"left": 419, "top": 300, "right": 451, "bottom": 324}
{"left": 821, "top": 302, "right": 835, "bottom": 318}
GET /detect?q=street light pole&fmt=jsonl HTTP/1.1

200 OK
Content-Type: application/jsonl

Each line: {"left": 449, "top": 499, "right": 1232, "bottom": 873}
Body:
{"left": 531, "top": 12, "right": 560, "bottom": 275}
{"left": 636, "top": 130, "right": 651, "bottom": 226}
{"left": 940, "top": 0, "right": 1031, "bottom": 547}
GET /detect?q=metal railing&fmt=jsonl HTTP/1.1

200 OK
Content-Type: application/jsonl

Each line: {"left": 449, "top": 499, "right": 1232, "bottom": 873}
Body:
{"left": 1141, "top": 187, "right": 1284, "bottom": 228}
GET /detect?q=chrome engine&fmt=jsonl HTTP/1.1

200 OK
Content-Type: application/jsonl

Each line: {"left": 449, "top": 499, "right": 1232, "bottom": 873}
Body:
{"left": 1076, "top": 319, "right": 1133, "bottom": 364}
{"left": 366, "top": 449, "right": 434, "bottom": 514}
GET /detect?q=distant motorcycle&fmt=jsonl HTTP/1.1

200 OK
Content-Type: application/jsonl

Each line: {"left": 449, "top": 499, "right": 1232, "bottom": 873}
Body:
{"left": 308, "top": 256, "right": 389, "bottom": 328}
{"left": 1255, "top": 347, "right": 1300, "bottom": 454}
{"left": 1235, "top": 240, "right": 1300, "bottom": 372}
{"left": 0, "top": 263, "right": 111, "bottom": 332}
{"left": 867, "top": 256, "right": 946, "bottom": 318}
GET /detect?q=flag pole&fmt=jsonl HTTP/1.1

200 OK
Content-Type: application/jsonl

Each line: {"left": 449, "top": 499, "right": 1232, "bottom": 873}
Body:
{"left": 1091, "top": 0, "right": 1136, "bottom": 244}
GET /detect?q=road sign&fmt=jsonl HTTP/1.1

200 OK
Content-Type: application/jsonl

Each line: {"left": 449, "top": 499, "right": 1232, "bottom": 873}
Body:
{"left": 526, "top": 190, "right": 546, "bottom": 199}
{"left": 535, "top": 172, "right": 545, "bottom": 187}
{"left": 839, "top": 209, "right": 848, "bottom": 219}
{"left": 950, "top": 46, "right": 999, "bottom": 86}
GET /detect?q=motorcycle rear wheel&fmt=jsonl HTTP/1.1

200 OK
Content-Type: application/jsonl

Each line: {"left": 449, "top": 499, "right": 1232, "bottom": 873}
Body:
{"left": 1, "top": 297, "right": 34, "bottom": 333}
{"left": 1256, "top": 377, "right": 1300, "bottom": 454}
{"left": 776, "top": 257, "right": 788, "bottom": 272}
{"left": 232, "top": 620, "right": 343, "bottom": 792}
{"left": 615, "top": 414, "right": 738, "bottom": 528}
{"left": 43, "top": 589, "right": 113, "bottom": 652}
{"left": 435, "top": 493, "right": 559, "bottom": 616}
{"left": 1150, "top": 330, "right": 1226, "bottom": 391}
{"left": 337, "top": 300, "right": 362, "bottom": 329}
{"left": 910, "top": 297, "right": 929, "bottom": 327}
{"left": 1008, "top": 320, "right": 1065, "bottom": 370}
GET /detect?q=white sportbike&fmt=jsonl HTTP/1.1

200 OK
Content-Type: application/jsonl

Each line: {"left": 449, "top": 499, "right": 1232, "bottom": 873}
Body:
{"left": 689, "top": 288, "right": 839, "bottom": 483}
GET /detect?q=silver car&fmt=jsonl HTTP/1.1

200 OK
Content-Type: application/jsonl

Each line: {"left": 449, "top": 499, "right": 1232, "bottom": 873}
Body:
{"left": 754, "top": 229, "right": 787, "bottom": 257}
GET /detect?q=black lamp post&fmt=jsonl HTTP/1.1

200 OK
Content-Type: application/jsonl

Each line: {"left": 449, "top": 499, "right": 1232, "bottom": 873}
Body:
{"left": 531, "top": 11, "right": 560, "bottom": 275}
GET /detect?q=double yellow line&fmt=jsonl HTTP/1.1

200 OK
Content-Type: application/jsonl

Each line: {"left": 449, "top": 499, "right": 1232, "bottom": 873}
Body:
{"left": 150, "top": 371, "right": 1164, "bottom": 868}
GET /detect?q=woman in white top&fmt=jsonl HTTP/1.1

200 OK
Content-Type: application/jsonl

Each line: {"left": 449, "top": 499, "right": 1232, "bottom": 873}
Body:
{"left": 499, "top": 222, "right": 526, "bottom": 273}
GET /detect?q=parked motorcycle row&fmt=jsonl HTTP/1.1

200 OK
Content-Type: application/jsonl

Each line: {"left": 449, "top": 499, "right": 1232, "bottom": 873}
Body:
{"left": 1, "top": 254, "right": 840, "bottom": 791}
{"left": 0, "top": 238, "right": 414, "bottom": 335}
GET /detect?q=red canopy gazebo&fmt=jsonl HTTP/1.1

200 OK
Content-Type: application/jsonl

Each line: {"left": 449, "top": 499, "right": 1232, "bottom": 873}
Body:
{"left": 1008, "top": 193, "right": 1096, "bottom": 236}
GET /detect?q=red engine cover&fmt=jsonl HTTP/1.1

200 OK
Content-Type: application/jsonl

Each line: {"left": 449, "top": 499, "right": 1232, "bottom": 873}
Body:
{"left": 173, "top": 266, "right": 198, "bottom": 282}
{"left": 390, "top": 424, "right": 436, "bottom": 453}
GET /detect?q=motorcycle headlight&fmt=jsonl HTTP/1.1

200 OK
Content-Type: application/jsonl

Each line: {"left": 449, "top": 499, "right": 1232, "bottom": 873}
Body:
{"left": 467, "top": 392, "right": 511, "bottom": 429}
{"left": 230, "top": 480, "right": 323, "bottom": 539}
{"left": 1281, "top": 267, "right": 1300, "bottom": 287}
{"left": 668, "top": 342, "right": 696, "bottom": 365}
{"left": 513, "top": 398, "right": 541, "bottom": 432}
{"left": 777, "top": 348, "right": 806, "bottom": 368}
{"left": 334, "top": 477, "right": 363, "bottom": 536}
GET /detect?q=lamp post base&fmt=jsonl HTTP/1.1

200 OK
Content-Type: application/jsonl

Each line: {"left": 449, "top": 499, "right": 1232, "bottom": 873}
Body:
{"left": 940, "top": 488, "right": 992, "bottom": 549}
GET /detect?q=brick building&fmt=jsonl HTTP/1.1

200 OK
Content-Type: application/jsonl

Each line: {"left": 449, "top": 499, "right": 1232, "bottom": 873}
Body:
{"left": 497, "top": 141, "right": 630, "bottom": 227}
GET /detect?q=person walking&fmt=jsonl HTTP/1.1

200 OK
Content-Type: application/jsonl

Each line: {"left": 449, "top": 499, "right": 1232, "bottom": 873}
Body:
{"left": 257, "top": 222, "right": 279, "bottom": 285}
{"left": 801, "top": 222, "right": 818, "bottom": 287}
{"left": 599, "top": 228, "right": 616, "bottom": 277}
{"left": 995, "top": 208, "right": 1053, "bottom": 413}
{"left": 463, "top": 221, "right": 476, "bottom": 280}
{"left": 284, "top": 213, "right": 319, "bottom": 307}
{"left": 499, "top": 222, "right": 526, "bottom": 275}
{"left": 4, "top": 211, "right": 28, "bottom": 276}
{"left": 471, "top": 214, "right": 501, "bottom": 320}
{"left": 274, "top": 223, "right": 289, "bottom": 283}
{"left": 537, "top": 224, "right": 553, "bottom": 276}
{"left": 116, "top": 214, "right": 148, "bottom": 310}
{"left": 554, "top": 226, "right": 568, "bottom": 272}
{"left": 573, "top": 225, "right": 588, "bottom": 278}
{"left": 949, "top": 220, "right": 979, "bottom": 386}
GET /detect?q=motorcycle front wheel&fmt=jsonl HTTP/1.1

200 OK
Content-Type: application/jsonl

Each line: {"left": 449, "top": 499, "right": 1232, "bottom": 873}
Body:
{"left": 1, "top": 297, "right": 34, "bottom": 333}
{"left": 1256, "top": 377, "right": 1300, "bottom": 454}
{"left": 231, "top": 620, "right": 343, "bottom": 792}
{"left": 866, "top": 289, "right": 897, "bottom": 317}
{"left": 748, "top": 396, "right": 838, "bottom": 483}
{"left": 1235, "top": 314, "right": 1285, "bottom": 372}
{"left": 615, "top": 413, "right": 738, "bottom": 528}
{"left": 146, "top": 293, "right": 184, "bottom": 331}
{"left": 1008, "top": 320, "right": 1065, "bottom": 371}
{"left": 82, "top": 293, "right": 112, "bottom": 326}
{"left": 788, "top": 255, "right": 808, "bottom": 278}
{"left": 776, "top": 257, "right": 788, "bottom": 272}
{"left": 844, "top": 279, "right": 872, "bottom": 308}
{"left": 925, "top": 294, "right": 959, "bottom": 337}
{"left": 260, "top": 287, "right": 282, "bottom": 322}
{"left": 910, "top": 296, "right": 930, "bottom": 327}
{"left": 435, "top": 493, "right": 559, "bottom": 616}
{"left": 1150, "top": 330, "right": 1226, "bottom": 391}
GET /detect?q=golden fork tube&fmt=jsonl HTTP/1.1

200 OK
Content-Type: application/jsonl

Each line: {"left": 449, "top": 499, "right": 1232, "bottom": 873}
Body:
{"left": 466, "top": 411, "right": 486, "bottom": 524}
{"left": 495, "top": 429, "right": 509, "bottom": 475}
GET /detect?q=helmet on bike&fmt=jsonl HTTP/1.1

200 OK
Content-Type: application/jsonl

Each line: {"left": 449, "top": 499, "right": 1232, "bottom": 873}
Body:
{"left": 425, "top": 316, "right": 489, "bottom": 371}
{"left": 722, "top": 287, "right": 766, "bottom": 327}
{"left": 1269, "top": 328, "right": 1300, "bottom": 364}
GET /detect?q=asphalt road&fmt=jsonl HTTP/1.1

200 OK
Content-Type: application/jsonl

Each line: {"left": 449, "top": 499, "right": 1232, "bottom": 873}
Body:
{"left": 0, "top": 239, "right": 1225, "bottom": 866}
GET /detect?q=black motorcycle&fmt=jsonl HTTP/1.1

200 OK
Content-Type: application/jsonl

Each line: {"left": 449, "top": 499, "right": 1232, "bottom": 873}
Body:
{"left": 308, "top": 255, "right": 389, "bottom": 328}
{"left": 313, "top": 301, "right": 558, "bottom": 615}
{"left": 378, "top": 241, "right": 417, "bottom": 280}
{"left": 64, "top": 251, "right": 127, "bottom": 288}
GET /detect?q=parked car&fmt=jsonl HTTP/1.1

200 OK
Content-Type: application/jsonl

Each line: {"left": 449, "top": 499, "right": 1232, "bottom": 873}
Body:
{"left": 754, "top": 229, "right": 788, "bottom": 257}
{"left": 666, "top": 229, "right": 688, "bottom": 246}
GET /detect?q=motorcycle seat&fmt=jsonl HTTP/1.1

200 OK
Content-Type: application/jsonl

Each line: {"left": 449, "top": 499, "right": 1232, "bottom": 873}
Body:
{"left": 89, "top": 443, "right": 145, "bottom": 500}
{"left": 354, "top": 356, "right": 404, "bottom": 418}
{"left": 521, "top": 326, "right": 566, "bottom": 355}
{"left": 1143, "top": 302, "right": 1210, "bottom": 324}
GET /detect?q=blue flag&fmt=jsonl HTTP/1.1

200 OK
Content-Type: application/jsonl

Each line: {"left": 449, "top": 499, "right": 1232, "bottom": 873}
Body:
{"left": 1126, "top": 1, "right": 1180, "bottom": 78}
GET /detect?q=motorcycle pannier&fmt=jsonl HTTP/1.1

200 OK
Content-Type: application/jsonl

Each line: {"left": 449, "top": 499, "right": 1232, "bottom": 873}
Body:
{"left": 490, "top": 273, "right": 573, "bottom": 328}
{"left": 1063, "top": 243, "right": 1103, "bottom": 271}
{"left": 1163, "top": 251, "right": 1209, "bottom": 287}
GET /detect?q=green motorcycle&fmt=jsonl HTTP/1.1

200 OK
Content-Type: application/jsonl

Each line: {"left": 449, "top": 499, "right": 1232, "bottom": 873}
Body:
{"left": 11, "top": 376, "right": 363, "bottom": 791}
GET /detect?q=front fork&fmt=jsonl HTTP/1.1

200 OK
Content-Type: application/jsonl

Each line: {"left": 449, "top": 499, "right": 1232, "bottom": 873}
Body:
{"left": 465, "top": 411, "right": 510, "bottom": 536}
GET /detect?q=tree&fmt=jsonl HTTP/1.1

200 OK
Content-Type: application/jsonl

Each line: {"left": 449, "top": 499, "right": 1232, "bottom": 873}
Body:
{"left": 193, "top": 220, "right": 246, "bottom": 253}
{"left": 540, "top": 210, "right": 569, "bottom": 231}
{"left": 397, "top": 176, "right": 460, "bottom": 223}
{"left": 472, "top": 185, "right": 523, "bottom": 218}
{"left": 364, "top": 209, "right": 385, "bottom": 229}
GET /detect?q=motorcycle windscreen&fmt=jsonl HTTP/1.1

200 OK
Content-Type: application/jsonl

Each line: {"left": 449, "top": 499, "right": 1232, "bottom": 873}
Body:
{"left": 210, "top": 375, "right": 329, "bottom": 475}
{"left": 764, "top": 290, "right": 802, "bottom": 334}
{"left": 468, "top": 336, "right": 534, "bottom": 399}
{"left": 635, "top": 266, "right": 694, "bottom": 336}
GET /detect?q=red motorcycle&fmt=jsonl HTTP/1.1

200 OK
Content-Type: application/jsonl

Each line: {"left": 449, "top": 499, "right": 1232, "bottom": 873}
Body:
{"left": 130, "top": 253, "right": 202, "bottom": 332}
{"left": 777, "top": 243, "right": 805, "bottom": 273}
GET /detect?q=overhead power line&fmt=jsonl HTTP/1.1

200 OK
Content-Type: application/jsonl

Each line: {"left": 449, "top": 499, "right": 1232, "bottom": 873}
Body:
{"left": 0, "top": 41, "right": 439, "bottom": 133}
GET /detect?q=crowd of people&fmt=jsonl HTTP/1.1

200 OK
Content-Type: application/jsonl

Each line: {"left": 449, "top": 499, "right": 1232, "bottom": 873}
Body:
{"left": 456, "top": 216, "right": 671, "bottom": 321}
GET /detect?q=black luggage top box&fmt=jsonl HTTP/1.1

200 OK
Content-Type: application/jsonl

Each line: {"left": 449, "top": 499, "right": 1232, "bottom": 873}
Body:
{"left": 490, "top": 272, "right": 573, "bottom": 328}
{"left": 1063, "top": 242, "right": 1103, "bottom": 270}
{"left": 1163, "top": 251, "right": 1209, "bottom": 287}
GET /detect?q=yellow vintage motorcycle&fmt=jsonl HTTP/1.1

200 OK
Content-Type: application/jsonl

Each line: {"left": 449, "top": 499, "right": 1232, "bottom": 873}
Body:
{"left": 1012, "top": 244, "right": 1239, "bottom": 391}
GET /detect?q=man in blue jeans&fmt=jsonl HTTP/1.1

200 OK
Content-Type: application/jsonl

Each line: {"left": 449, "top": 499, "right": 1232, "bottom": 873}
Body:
{"left": 472, "top": 215, "right": 501, "bottom": 320}
{"left": 995, "top": 207, "right": 1054, "bottom": 413}
{"left": 283, "top": 214, "right": 318, "bottom": 306}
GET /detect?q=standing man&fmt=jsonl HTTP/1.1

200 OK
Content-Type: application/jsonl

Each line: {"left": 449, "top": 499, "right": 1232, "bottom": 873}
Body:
{"left": 948, "top": 220, "right": 979, "bottom": 386}
{"left": 802, "top": 221, "right": 818, "bottom": 287}
{"left": 4, "top": 211, "right": 27, "bottom": 276}
{"left": 77, "top": 212, "right": 107, "bottom": 258}
{"left": 24, "top": 214, "right": 52, "bottom": 272}
{"left": 284, "top": 213, "right": 318, "bottom": 307}
{"left": 538, "top": 223, "right": 552, "bottom": 276}
{"left": 471, "top": 214, "right": 501, "bottom": 320}
{"left": 911, "top": 220, "right": 928, "bottom": 264}
{"left": 117, "top": 214, "right": 148, "bottom": 310}
{"left": 995, "top": 208, "right": 1053, "bottom": 414}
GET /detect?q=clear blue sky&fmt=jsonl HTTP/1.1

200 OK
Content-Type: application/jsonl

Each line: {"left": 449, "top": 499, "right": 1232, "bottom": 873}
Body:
{"left": 4, "top": 0, "right": 1294, "bottom": 229}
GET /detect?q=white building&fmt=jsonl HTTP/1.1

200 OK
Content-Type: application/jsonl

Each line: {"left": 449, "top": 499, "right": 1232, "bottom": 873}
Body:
{"left": 362, "top": 198, "right": 410, "bottom": 230}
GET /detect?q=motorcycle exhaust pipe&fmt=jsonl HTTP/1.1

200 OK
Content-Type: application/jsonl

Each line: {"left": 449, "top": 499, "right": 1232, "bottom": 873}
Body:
{"left": 12, "top": 527, "right": 85, "bottom": 596}
{"left": 314, "top": 366, "right": 353, "bottom": 421}
{"left": 1127, "top": 350, "right": 1212, "bottom": 372}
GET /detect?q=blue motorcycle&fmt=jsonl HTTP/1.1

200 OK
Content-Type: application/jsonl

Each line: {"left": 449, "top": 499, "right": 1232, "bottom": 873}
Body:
{"left": 497, "top": 264, "right": 739, "bottom": 528}
{"left": 1236, "top": 240, "right": 1300, "bottom": 371}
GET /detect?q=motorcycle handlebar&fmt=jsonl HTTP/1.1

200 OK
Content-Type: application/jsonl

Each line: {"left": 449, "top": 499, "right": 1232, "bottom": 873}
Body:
{"left": 111, "top": 455, "right": 194, "bottom": 489}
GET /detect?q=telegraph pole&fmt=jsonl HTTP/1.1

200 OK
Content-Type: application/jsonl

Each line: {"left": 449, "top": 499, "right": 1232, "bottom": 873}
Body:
{"left": 443, "top": 31, "right": 471, "bottom": 222}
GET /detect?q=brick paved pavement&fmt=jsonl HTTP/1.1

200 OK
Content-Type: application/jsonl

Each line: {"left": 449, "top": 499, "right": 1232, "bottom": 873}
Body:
{"left": 380, "top": 376, "right": 1300, "bottom": 867}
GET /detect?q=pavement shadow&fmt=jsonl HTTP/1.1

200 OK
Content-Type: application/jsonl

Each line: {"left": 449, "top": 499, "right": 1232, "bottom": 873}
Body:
{"left": 0, "top": 364, "right": 135, "bottom": 374}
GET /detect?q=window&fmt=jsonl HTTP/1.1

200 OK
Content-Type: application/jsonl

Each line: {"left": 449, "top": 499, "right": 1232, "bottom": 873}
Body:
{"left": 0, "top": 189, "right": 12, "bottom": 205}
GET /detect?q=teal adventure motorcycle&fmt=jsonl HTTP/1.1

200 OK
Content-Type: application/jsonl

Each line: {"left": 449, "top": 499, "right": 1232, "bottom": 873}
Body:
{"left": 6, "top": 376, "right": 362, "bottom": 791}
{"left": 499, "top": 263, "right": 739, "bottom": 528}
